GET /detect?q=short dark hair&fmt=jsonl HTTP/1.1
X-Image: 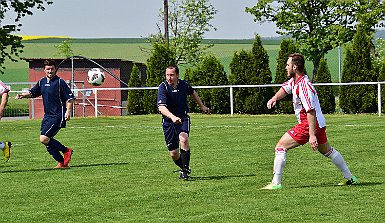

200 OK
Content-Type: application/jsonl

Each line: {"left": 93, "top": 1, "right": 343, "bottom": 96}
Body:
{"left": 166, "top": 64, "right": 179, "bottom": 74}
{"left": 43, "top": 59, "right": 56, "bottom": 68}
{"left": 289, "top": 53, "right": 305, "bottom": 72}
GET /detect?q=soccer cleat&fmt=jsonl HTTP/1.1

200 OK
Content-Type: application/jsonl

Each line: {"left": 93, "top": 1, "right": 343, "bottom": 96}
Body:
{"left": 54, "top": 162, "right": 69, "bottom": 169}
{"left": 261, "top": 183, "right": 283, "bottom": 190}
{"left": 338, "top": 176, "right": 358, "bottom": 186}
{"left": 63, "top": 148, "right": 73, "bottom": 166}
{"left": 179, "top": 168, "right": 190, "bottom": 180}
{"left": 2, "top": 141, "right": 11, "bottom": 162}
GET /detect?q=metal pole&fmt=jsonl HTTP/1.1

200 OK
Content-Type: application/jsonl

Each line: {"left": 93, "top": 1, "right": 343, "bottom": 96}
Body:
{"left": 71, "top": 57, "right": 75, "bottom": 117}
{"left": 164, "top": 0, "right": 169, "bottom": 44}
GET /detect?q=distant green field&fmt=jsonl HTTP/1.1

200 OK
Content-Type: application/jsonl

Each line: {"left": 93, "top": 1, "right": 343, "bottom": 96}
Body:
{"left": 1, "top": 38, "right": 344, "bottom": 83}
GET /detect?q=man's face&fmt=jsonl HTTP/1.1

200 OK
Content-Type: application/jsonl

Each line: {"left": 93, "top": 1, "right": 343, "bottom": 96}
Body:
{"left": 44, "top": 65, "right": 56, "bottom": 79}
{"left": 165, "top": 67, "right": 179, "bottom": 87}
{"left": 285, "top": 57, "right": 295, "bottom": 78}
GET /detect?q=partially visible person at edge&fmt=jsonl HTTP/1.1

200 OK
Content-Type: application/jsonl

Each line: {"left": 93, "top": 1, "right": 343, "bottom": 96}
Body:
{"left": 16, "top": 59, "right": 75, "bottom": 169}
{"left": 0, "top": 80, "right": 12, "bottom": 161}
{"left": 262, "top": 53, "right": 357, "bottom": 190}
{"left": 157, "top": 64, "right": 210, "bottom": 180}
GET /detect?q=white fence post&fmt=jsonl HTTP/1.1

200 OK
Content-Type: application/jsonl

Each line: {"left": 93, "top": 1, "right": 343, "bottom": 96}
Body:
{"left": 94, "top": 89, "right": 98, "bottom": 117}
{"left": 378, "top": 83, "right": 382, "bottom": 117}
{"left": 230, "top": 86, "right": 234, "bottom": 116}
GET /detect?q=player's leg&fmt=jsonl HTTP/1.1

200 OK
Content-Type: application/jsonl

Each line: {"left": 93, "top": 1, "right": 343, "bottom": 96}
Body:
{"left": 262, "top": 124, "right": 307, "bottom": 189}
{"left": 40, "top": 118, "right": 70, "bottom": 168}
{"left": 162, "top": 120, "right": 183, "bottom": 170}
{"left": 318, "top": 140, "right": 357, "bottom": 185}
{"left": 178, "top": 118, "right": 191, "bottom": 179}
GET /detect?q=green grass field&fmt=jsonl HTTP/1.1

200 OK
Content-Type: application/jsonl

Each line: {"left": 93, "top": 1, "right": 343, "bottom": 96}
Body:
{"left": 1, "top": 38, "right": 345, "bottom": 83}
{"left": 1, "top": 114, "right": 384, "bottom": 222}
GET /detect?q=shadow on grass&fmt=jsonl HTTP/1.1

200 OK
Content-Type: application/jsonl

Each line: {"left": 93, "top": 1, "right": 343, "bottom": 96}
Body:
{"left": 292, "top": 181, "right": 383, "bottom": 189}
{"left": 0, "top": 162, "right": 129, "bottom": 173}
{"left": 188, "top": 173, "right": 257, "bottom": 181}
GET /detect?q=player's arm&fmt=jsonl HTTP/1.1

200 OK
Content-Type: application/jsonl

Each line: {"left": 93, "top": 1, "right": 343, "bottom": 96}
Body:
{"left": 158, "top": 105, "right": 181, "bottom": 124}
{"left": 267, "top": 87, "right": 287, "bottom": 109}
{"left": 307, "top": 109, "right": 318, "bottom": 151}
{"left": 15, "top": 91, "right": 32, "bottom": 99}
{"left": 65, "top": 99, "right": 75, "bottom": 121}
{"left": 0, "top": 92, "right": 9, "bottom": 120}
{"left": 190, "top": 91, "right": 210, "bottom": 114}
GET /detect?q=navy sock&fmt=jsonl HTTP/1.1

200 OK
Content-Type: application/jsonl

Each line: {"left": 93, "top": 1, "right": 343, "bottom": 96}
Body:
{"left": 48, "top": 138, "right": 67, "bottom": 152}
{"left": 180, "top": 149, "right": 190, "bottom": 170}
{"left": 46, "top": 146, "right": 64, "bottom": 163}
{"left": 173, "top": 157, "right": 183, "bottom": 169}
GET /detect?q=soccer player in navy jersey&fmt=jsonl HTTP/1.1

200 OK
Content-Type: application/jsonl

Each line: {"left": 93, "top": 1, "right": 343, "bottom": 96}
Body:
{"left": 0, "top": 80, "right": 12, "bottom": 161}
{"left": 16, "top": 60, "right": 75, "bottom": 169}
{"left": 157, "top": 65, "right": 210, "bottom": 179}
{"left": 262, "top": 53, "right": 357, "bottom": 189}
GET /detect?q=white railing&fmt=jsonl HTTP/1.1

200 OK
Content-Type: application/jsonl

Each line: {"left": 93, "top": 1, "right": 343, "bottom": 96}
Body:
{"left": 71, "top": 81, "right": 385, "bottom": 117}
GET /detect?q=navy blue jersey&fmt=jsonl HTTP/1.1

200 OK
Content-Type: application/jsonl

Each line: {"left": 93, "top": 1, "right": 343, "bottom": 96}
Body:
{"left": 157, "top": 80, "right": 194, "bottom": 121}
{"left": 29, "top": 76, "right": 75, "bottom": 122}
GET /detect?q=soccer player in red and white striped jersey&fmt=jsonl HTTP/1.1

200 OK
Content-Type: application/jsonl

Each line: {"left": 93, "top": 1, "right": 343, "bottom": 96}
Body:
{"left": 261, "top": 53, "right": 357, "bottom": 190}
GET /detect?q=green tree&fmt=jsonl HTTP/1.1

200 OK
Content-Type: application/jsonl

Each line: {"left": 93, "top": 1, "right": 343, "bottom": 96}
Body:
{"left": 185, "top": 54, "right": 229, "bottom": 114}
{"left": 0, "top": 0, "right": 53, "bottom": 74}
{"left": 273, "top": 38, "right": 298, "bottom": 114}
{"left": 127, "top": 64, "right": 145, "bottom": 115}
{"left": 229, "top": 49, "right": 253, "bottom": 113}
{"left": 246, "top": 0, "right": 385, "bottom": 81}
{"left": 229, "top": 35, "right": 273, "bottom": 114}
{"left": 54, "top": 39, "right": 74, "bottom": 58}
{"left": 151, "top": 0, "right": 217, "bottom": 65}
{"left": 315, "top": 57, "right": 335, "bottom": 114}
{"left": 144, "top": 42, "right": 176, "bottom": 114}
{"left": 339, "top": 25, "right": 377, "bottom": 113}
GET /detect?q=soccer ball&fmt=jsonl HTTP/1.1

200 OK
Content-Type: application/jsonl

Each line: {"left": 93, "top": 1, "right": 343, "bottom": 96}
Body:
{"left": 87, "top": 68, "right": 106, "bottom": 86}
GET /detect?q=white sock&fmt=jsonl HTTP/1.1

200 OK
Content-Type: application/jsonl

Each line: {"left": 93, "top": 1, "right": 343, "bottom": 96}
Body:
{"left": 272, "top": 147, "right": 287, "bottom": 185}
{"left": 0, "top": 142, "right": 4, "bottom": 149}
{"left": 325, "top": 147, "right": 353, "bottom": 179}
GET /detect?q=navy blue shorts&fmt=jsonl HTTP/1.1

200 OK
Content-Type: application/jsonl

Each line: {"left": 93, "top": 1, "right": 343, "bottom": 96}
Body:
{"left": 40, "top": 117, "right": 64, "bottom": 138}
{"left": 162, "top": 117, "right": 190, "bottom": 151}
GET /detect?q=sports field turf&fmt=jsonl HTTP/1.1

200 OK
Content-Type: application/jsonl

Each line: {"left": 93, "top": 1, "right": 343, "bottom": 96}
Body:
{"left": 0, "top": 114, "right": 384, "bottom": 222}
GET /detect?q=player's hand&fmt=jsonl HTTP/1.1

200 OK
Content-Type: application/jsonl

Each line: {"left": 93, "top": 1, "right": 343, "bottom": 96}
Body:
{"left": 201, "top": 106, "right": 210, "bottom": 114}
{"left": 65, "top": 112, "right": 71, "bottom": 121}
{"left": 267, "top": 98, "right": 277, "bottom": 109}
{"left": 171, "top": 116, "right": 181, "bottom": 124}
{"left": 15, "top": 94, "right": 23, "bottom": 99}
{"left": 309, "top": 135, "right": 318, "bottom": 151}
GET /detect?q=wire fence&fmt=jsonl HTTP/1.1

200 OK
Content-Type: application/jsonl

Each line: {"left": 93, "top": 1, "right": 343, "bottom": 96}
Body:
{"left": 4, "top": 81, "right": 384, "bottom": 119}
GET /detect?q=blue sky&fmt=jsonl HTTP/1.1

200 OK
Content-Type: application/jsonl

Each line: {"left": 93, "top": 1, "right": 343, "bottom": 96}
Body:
{"left": 10, "top": 0, "right": 278, "bottom": 39}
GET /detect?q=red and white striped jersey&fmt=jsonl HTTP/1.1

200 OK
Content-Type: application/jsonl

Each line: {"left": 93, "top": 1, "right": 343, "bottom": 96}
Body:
{"left": 281, "top": 75, "right": 326, "bottom": 128}
{"left": 0, "top": 80, "right": 9, "bottom": 96}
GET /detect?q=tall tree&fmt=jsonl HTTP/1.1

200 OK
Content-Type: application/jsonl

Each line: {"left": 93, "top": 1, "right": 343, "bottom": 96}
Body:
{"left": 0, "top": 0, "right": 53, "bottom": 74}
{"left": 144, "top": 42, "right": 176, "bottom": 114}
{"left": 246, "top": 0, "right": 385, "bottom": 81}
{"left": 339, "top": 25, "right": 377, "bottom": 113}
{"left": 315, "top": 57, "right": 335, "bottom": 114}
{"left": 185, "top": 54, "right": 229, "bottom": 114}
{"left": 273, "top": 38, "right": 298, "bottom": 114}
{"left": 229, "top": 35, "right": 273, "bottom": 114}
{"left": 127, "top": 64, "right": 145, "bottom": 115}
{"left": 151, "top": 0, "right": 217, "bottom": 65}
